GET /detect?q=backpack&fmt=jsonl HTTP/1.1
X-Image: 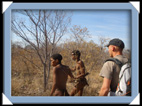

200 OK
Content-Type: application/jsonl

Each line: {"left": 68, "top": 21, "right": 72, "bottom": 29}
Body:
{"left": 105, "top": 58, "right": 131, "bottom": 96}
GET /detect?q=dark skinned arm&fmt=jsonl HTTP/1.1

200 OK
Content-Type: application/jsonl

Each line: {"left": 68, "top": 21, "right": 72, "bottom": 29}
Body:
{"left": 70, "top": 66, "right": 76, "bottom": 72}
{"left": 67, "top": 67, "right": 75, "bottom": 79}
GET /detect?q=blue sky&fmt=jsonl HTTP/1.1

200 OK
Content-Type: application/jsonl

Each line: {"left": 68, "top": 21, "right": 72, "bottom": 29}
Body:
{"left": 12, "top": 10, "right": 131, "bottom": 49}
{"left": 67, "top": 10, "right": 131, "bottom": 49}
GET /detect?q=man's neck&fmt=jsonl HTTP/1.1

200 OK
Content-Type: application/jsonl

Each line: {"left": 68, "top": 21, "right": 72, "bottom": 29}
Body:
{"left": 76, "top": 58, "right": 80, "bottom": 62}
{"left": 56, "top": 63, "right": 62, "bottom": 67}
{"left": 113, "top": 52, "right": 122, "bottom": 57}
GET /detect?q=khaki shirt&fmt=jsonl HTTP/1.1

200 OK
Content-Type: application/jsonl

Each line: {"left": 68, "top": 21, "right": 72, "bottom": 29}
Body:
{"left": 99, "top": 55, "right": 128, "bottom": 92}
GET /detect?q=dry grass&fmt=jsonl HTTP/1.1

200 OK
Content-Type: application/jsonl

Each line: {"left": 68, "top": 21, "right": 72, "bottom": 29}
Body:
{"left": 11, "top": 41, "right": 121, "bottom": 96}
{"left": 11, "top": 65, "right": 103, "bottom": 96}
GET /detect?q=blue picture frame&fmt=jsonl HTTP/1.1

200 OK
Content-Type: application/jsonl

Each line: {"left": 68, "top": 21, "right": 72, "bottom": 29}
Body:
{"left": 3, "top": 2, "right": 139, "bottom": 104}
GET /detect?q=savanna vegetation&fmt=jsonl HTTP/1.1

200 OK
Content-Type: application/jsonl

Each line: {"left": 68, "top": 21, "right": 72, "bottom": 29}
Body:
{"left": 11, "top": 10, "right": 131, "bottom": 96}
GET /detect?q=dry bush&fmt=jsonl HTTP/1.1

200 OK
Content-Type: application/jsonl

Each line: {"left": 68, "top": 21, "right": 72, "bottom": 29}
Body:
{"left": 11, "top": 40, "right": 130, "bottom": 96}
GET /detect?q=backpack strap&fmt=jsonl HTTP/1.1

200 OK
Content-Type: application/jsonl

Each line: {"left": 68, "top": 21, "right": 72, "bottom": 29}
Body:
{"left": 105, "top": 58, "right": 123, "bottom": 68}
{"left": 119, "top": 63, "right": 131, "bottom": 81}
{"left": 105, "top": 58, "right": 123, "bottom": 93}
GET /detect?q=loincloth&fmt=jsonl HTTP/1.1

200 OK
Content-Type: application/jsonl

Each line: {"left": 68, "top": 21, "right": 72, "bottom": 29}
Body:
{"left": 54, "top": 88, "right": 69, "bottom": 96}
{"left": 74, "top": 78, "right": 89, "bottom": 89}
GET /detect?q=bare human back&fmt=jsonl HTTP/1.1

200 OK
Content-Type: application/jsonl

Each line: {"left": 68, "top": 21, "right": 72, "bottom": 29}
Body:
{"left": 50, "top": 54, "right": 74, "bottom": 96}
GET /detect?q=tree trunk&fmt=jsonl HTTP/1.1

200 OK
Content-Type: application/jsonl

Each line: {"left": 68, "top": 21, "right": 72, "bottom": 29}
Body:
{"left": 46, "top": 59, "right": 51, "bottom": 88}
{"left": 43, "top": 63, "right": 47, "bottom": 92}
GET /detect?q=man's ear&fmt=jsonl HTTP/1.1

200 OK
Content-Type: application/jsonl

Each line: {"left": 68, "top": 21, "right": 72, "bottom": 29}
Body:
{"left": 111, "top": 46, "right": 116, "bottom": 51}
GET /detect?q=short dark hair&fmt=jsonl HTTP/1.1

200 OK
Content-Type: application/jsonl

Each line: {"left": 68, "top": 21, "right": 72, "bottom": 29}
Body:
{"left": 51, "top": 54, "right": 62, "bottom": 64}
{"left": 72, "top": 50, "right": 81, "bottom": 58}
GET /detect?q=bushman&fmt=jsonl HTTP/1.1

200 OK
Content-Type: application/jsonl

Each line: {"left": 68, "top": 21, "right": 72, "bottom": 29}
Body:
{"left": 70, "top": 50, "right": 89, "bottom": 96}
{"left": 50, "top": 54, "right": 75, "bottom": 96}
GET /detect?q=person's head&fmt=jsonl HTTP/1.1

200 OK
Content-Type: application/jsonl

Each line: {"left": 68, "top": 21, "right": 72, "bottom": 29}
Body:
{"left": 106, "top": 38, "right": 125, "bottom": 57}
{"left": 50, "top": 54, "right": 62, "bottom": 66}
{"left": 71, "top": 50, "right": 81, "bottom": 61}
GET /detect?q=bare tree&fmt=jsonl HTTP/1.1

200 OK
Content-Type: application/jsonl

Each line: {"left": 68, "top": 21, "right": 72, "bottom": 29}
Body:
{"left": 11, "top": 10, "right": 72, "bottom": 91}
{"left": 70, "top": 25, "right": 90, "bottom": 49}
{"left": 98, "top": 36, "right": 110, "bottom": 64}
